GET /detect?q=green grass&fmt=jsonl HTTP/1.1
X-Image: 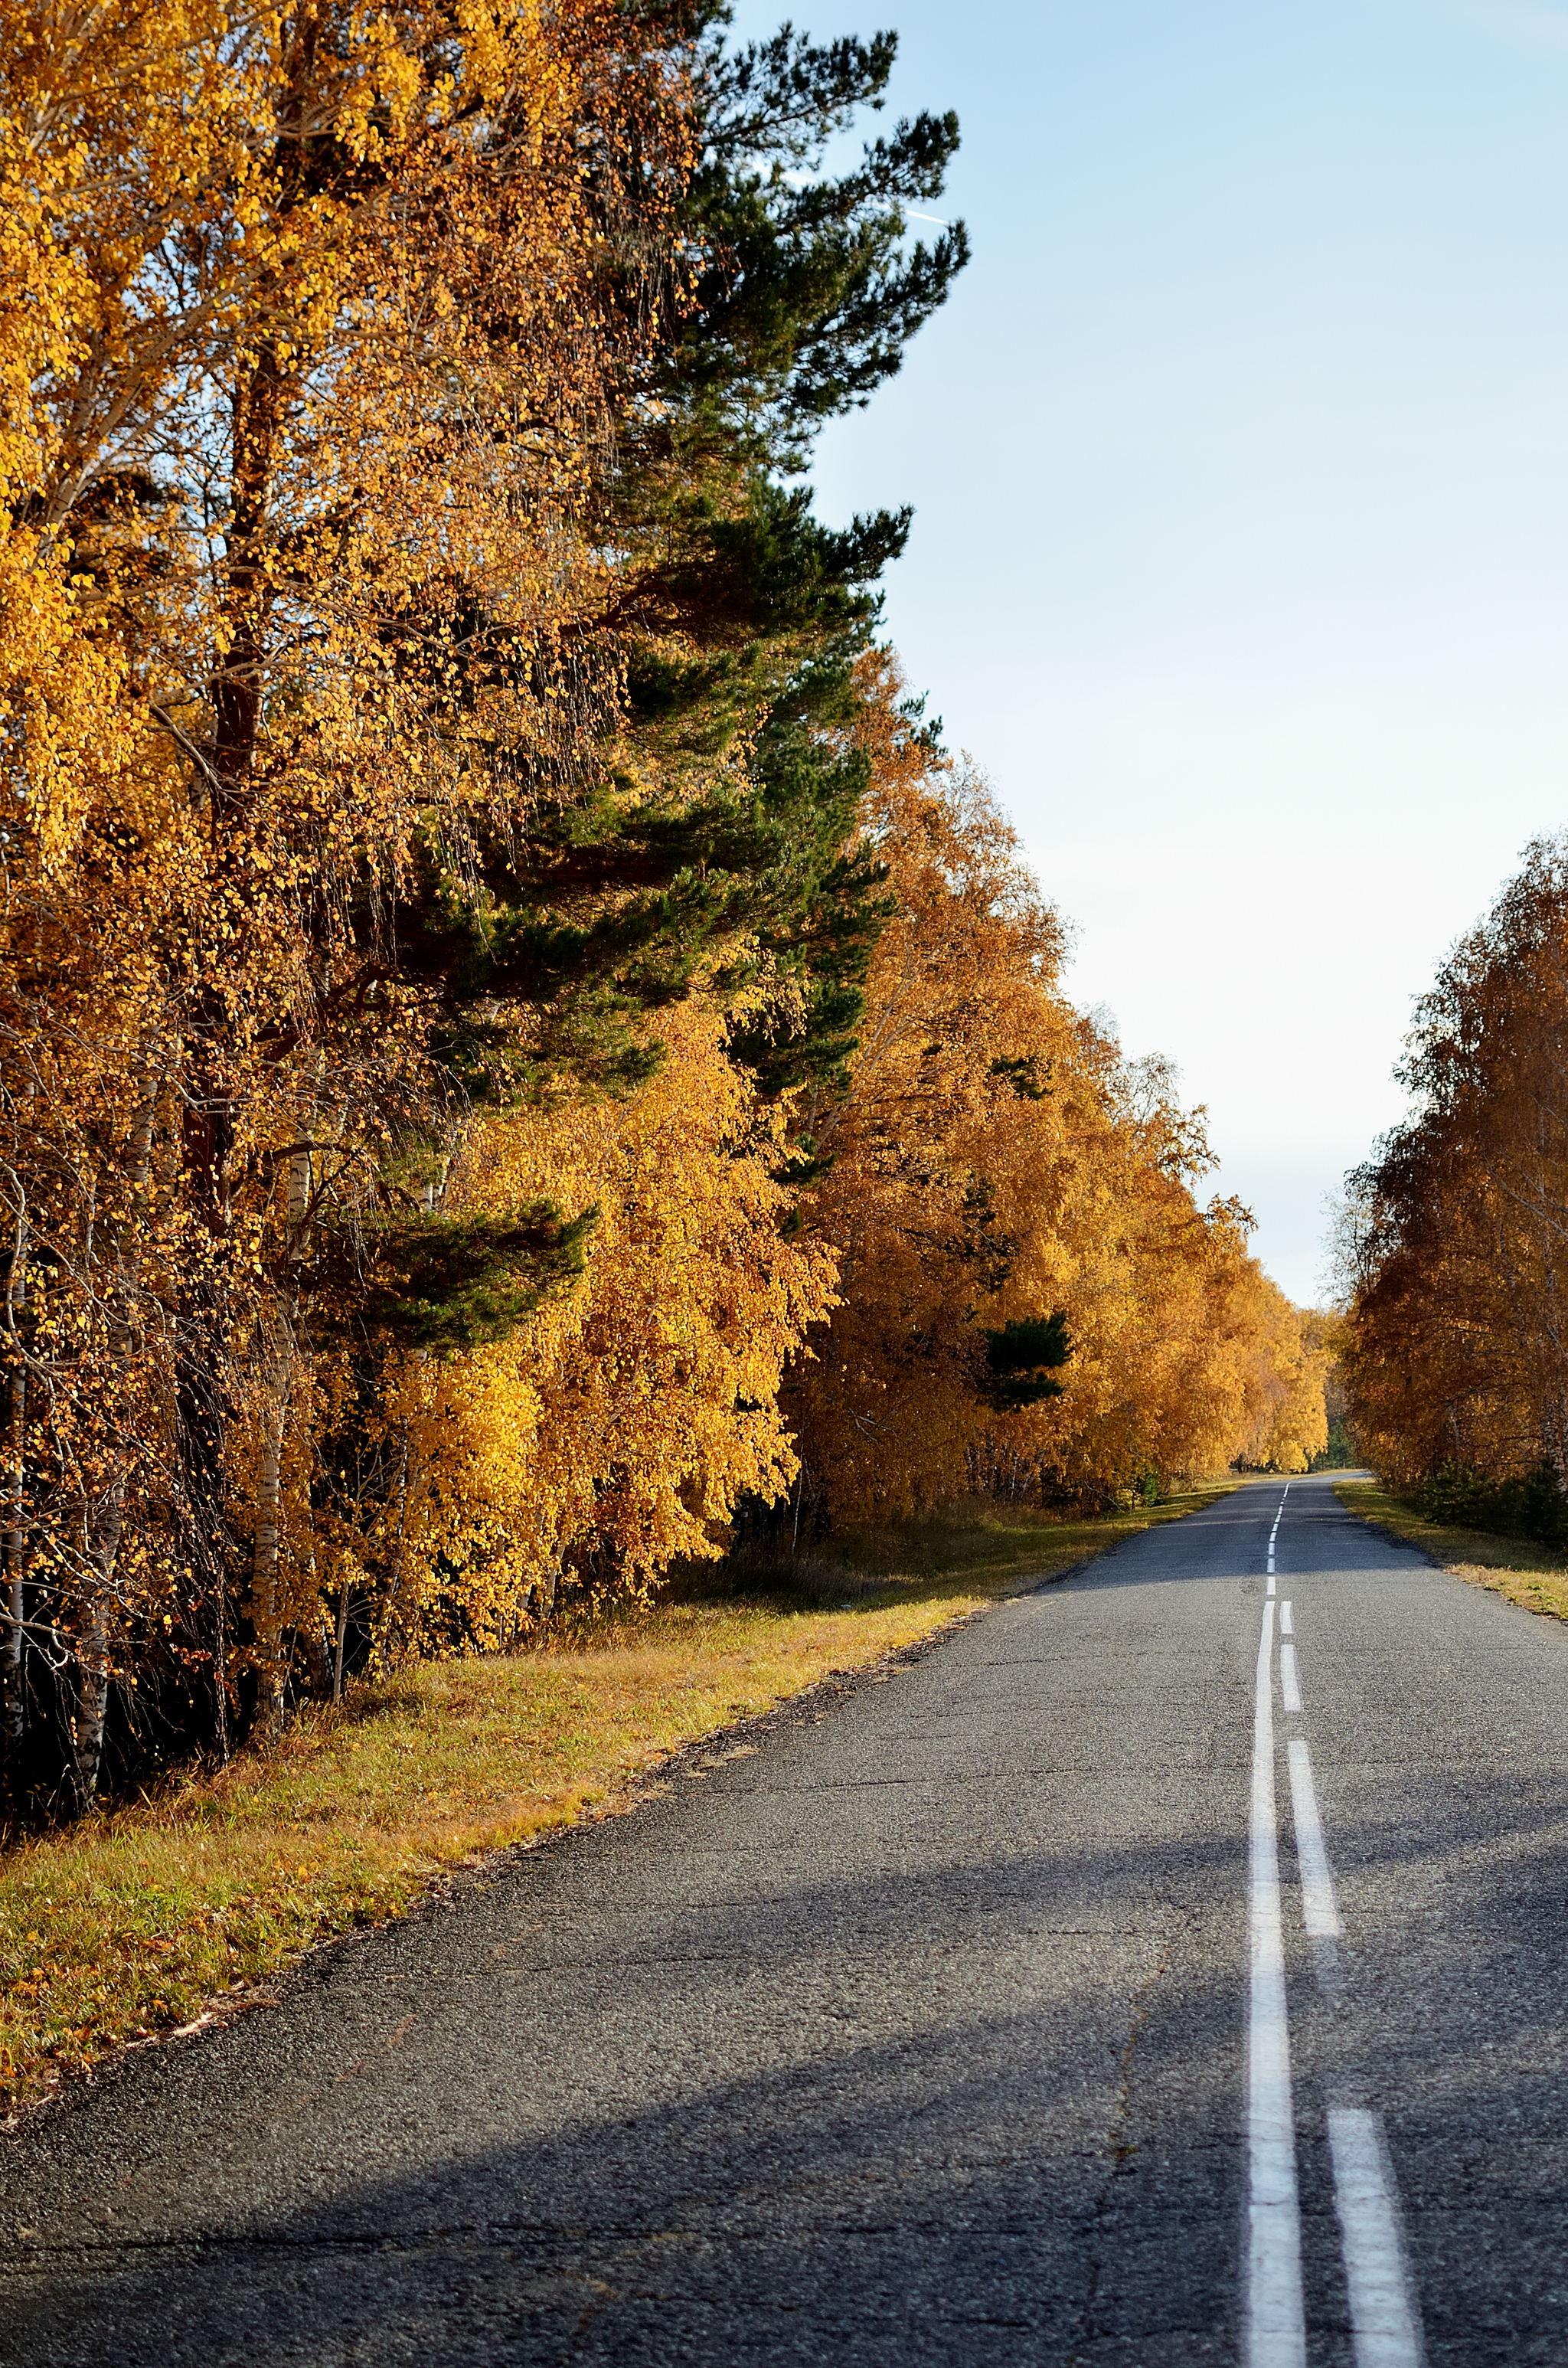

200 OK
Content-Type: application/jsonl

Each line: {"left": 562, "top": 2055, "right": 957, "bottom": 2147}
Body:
{"left": 828, "top": 1483, "right": 1240, "bottom": 1584}
{"left": 1334, "top": 1478, "right": 1568, "bottom": 1624}
{"left": 4, "top": 1481, "right": 1235, "bottom": 2123}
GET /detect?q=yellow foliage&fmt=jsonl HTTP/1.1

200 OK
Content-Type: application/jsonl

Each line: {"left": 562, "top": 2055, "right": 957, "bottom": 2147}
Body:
{"left": 0, "top": 0, "right": 694, "bottom": 1783}
{"left": 0, "top": 7, "right": 1316, "bottom": 1820}
{"left": 283, "top": 1000, "right": 836, "bottom": 1658}
{"left": 785, "top": 656, "right": 1325, "bottom": 1520}
{"left": 1341, "top": 837, "right": 1568, "bottom": 1488}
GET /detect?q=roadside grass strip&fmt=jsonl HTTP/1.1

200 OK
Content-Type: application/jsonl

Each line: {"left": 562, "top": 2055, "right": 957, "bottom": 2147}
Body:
{"left": 1334, "top": 1480, "right": 1568, "bottom": 1624}
{"left": 2, "top": 1487, "right": 1233, "bottom": 2124}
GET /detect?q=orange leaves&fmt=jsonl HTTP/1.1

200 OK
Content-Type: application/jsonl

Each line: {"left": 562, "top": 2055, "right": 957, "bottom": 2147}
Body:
{"left": 1341, "top": 836, "right": 1568, "bottom": 1487}
{"left": 369, "top": 997, "right": 837, "bottom": 1644}
{"left": 786, "top": 656, "right": 1325, "bottom": 1519}
{"left": 1, "top": 1, "right": 1319, "bottom": 1829}
{"left": 0, "top": 0, "right": 704, "bottom": 1798}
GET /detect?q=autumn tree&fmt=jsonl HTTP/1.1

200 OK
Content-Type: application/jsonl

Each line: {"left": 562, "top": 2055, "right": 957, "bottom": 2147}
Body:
{"left": 0, "top": 2, "right": 971, "bottom": 1810}
{"left": 777, "top": 656, "right": 1325, "bottom": 1526}
{"left": 2, "top": 3, "right": 1324, "bottom": 1830}
{"left": 1342, "top": 837, "right": 1568, "bottom": 1495}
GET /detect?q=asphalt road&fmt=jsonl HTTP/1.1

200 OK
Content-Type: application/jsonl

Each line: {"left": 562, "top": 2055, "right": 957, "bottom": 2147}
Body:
{"left": 2, "top": 1474, "right": 1566, "bottom": 2366}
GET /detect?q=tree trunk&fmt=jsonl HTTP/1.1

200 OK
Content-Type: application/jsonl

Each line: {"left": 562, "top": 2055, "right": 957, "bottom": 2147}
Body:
{"left": 250, "top": 1133, "right": 313, "bottom": 1740}
{"left": 332, "top": 1582, "right": 351, "bottom": 1703}
{"left": 249, "top": 1323, "right": 294, "bottom": 1738}
{"left": 379, "top": 1414, "right": 432, "bottom": 1666}
{"left": 71, "top": 1466, "right": 126, "bottom": 1812}
{"left": 2, "top": 1288, "right": 26, "bottom": 1802}
{"left": 69, "top": 1042, "right": 165, "bottom": 1810}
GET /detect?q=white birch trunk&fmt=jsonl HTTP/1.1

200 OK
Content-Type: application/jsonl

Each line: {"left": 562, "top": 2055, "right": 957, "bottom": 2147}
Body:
{"left": 250, "top": 1131, "right": 313, "bottom": 1739}
{"left": 72, "top": 1468, "right": 126, "bottom": 1810}
{"left": 2, "top": 1247, "right": 27, "bottom": 1785}
{"left": 70, "top": 1042, "right": 162, "bottom": 1807}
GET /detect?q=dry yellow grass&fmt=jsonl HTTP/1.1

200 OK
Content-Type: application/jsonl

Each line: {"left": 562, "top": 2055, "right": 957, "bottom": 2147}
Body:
{"left": 2, "top": 1485, "right": 1232, "bottom": 2121}
{"left": 1334, "top": 1479, "right": 1568, "bottom": 1624}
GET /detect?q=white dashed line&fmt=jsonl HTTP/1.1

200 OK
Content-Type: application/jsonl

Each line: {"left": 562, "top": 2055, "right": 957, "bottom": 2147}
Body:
{"left": 1239, "top": 1480, "right": 1425, "bottom": 2364}
{"left": 1328, "top": 2108, "right": 1426, "bottom": 2367}
{"left": 1285, "top": 1738, "right": 1341, "bottom": 1939}
{"left": 1245, "top": 1601, "right": 1306, "bottom": 2367}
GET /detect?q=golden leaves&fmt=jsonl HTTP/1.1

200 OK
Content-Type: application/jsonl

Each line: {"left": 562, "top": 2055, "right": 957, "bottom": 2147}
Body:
{"left": 371, "top": 997, "right": 837, "bottom": 1645}
{"left": 1, "top": 0, "right": 696, "bottom": 1780}
{"left": 1340, "top": 836, "right": 1568, "bottom": 1487}
{"left": 786, "top": 656, "right": 1326, "bottom": 1519}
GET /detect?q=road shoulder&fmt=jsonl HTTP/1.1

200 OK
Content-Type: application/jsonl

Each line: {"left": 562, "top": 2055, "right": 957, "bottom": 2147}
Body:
{"left": 1334, "top": 1477, "right": 1568, "bottom": 1624}
{"left": 4, "top": 1484, "right": 1236, "bottom": 2128}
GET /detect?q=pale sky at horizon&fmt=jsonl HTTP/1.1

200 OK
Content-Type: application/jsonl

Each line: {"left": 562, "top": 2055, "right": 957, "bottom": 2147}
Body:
{"left": 727, "top": 0, "right": 1568, "bottom": 1303}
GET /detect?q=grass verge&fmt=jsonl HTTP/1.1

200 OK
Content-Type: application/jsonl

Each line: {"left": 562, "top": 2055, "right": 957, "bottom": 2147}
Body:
{"left": 1334, "top": 1478, "right": 1568, "bottom": 1624}
{"left": 4, "top": 1482, "right": 1233, "bottom": 2124}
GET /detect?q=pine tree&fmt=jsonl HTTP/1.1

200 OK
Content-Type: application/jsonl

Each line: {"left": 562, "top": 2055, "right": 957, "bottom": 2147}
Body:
{"left": 373, "top": 7, "right": 972, "bottom": 1310}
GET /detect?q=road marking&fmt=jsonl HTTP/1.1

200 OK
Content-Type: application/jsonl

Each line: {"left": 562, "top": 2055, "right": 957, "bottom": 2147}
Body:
{"left": 1246, "top": 1600, "right": 1306, "bottom": 2368}
{"left": 1328, "top": 2108, "right": 1425, "bottom": 2367}
{"left": 1280, "top": 1601, "right": 1293, "bottom": 1635}
{"left": 1267, "top": 1573, "right": 1276, "bottom": 1598}
{"left": 1285, "top": 1739, "right": 1341, "bottom": 1938}
{"left": 1280, "top": 1640, "right": 1303, "bottom": 1715}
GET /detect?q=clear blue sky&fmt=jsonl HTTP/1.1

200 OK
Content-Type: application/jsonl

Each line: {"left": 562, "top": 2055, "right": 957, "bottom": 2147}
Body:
{"left": 728, "top": 0, "right": 1568, "bottom": 1303}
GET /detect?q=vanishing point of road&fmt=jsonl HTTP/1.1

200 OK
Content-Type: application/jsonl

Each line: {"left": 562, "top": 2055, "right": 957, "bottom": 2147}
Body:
{"left": 2, "top": 1473, "right": 1565, "bottom": 2364}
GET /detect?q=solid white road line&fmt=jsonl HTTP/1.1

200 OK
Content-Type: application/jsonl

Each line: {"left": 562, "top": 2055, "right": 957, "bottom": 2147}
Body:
{"left": 1328, "top": 2108, "right": 1425, "bottom": 2368}
{"left": 1280, "top": 1601, "right": 1293, "bottom": 1636}
{"left": 1246, "top": 1601, "right": 1306, "bottom": 2368}
{"left": 1280, "top": 1640, "right": 1303, "bottom": 1715}
{"left": 1267, "top": 1574, "right": 1276, "bottom": 1598}
{"left": 1285, "top": 1738, "right": 1341, "bottom": 1940}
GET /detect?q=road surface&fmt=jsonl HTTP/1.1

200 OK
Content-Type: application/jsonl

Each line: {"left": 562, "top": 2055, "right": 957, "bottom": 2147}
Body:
{"left": 2, "top": 1473, "right": 1565, "bottom": 2364}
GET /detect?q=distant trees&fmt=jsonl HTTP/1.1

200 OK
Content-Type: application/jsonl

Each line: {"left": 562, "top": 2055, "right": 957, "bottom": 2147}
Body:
{"left": 778, "top": 657, "right": 1328, "bottom": 1527}
{"left": 1341, "top": 838, "right": 1568, "bottom": 1498}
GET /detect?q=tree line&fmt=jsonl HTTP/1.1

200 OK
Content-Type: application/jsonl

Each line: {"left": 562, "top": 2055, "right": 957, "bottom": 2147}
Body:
{"left": 1, "top": 0, "right": 1323, "bottom": 1819}
{"left": 1341, "top": 838, "right": 1568, "bottom": 1531}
